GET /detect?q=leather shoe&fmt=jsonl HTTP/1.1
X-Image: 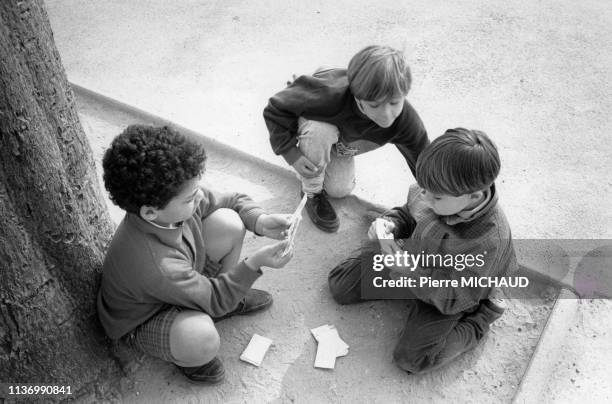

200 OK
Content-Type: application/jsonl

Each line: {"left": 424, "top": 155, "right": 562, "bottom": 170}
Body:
{"left": 303, "top": 191, "right": 339, "bottom": 232}
{"left": 178, "top": 357, "right": 225, "bottom": 384}
{"left": 213, "top": 288, "right": 273, "bottom": 322}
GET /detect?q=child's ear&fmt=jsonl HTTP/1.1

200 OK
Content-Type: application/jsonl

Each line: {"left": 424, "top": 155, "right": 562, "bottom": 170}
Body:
{"left": 355, "top": 97, "right": 365, "bottom": 112}
{"left": 469, "top": 190, "right": 484, "bottom": 201}
{"left": 140, "top": 205, "right": 158, "bottom": 221}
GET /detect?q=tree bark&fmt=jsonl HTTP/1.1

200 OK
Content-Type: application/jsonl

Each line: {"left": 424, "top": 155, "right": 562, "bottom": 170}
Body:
{"left": 0, "top": 0, "right": 120, "bottom": 398}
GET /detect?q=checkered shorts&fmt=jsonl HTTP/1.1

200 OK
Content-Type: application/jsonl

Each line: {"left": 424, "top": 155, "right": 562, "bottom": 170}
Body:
{"left": 124, "top": 305, "right": 181, "bottom": 362}
{"left": 124, "top": 256, "right": 222, "bottom": 362}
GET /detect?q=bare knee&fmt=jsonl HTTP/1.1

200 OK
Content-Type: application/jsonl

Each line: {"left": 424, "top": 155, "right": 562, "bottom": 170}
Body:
{"left": 170, "top": 311, "right": 220, "bottom": 366}
{"left": 202, "top": 208, "right": 246, "bottom": 260}
{"left": 207, "top": 208, "right": 245, "bottom": 237}
{"left": 324, "top": 180, "right": 355, "bottom": 198}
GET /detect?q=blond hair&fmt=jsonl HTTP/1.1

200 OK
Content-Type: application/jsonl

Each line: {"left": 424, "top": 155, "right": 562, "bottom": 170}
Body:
{"left": 347, "top": 45, "right": 411, "bottom": 102}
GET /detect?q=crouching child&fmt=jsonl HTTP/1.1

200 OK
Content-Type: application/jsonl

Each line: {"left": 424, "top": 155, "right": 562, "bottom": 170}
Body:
{"left": 328, "top": 128, "right": 517, "bottom": 374}
{"left": 97, "top": 125, "right": 293, "bottom": 384}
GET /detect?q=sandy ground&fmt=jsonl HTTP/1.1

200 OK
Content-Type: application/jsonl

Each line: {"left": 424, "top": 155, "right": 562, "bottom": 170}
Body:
{"left": 44, "top": 0, "right": 612, "bottom": 402}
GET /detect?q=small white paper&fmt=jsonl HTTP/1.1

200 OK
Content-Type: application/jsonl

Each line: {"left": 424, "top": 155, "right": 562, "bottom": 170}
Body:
{"left": 314, "top": 339, "right": 337, "bottom": 369}
{"left": 311, "top": 324, "right": 349, "bottom": 368}
{"left": 281, "top": 194, "right": 308, "bottom": 256}
{"left": 375, "top": 218, "right": 394, "bottom": 239}
{"left": 240, "top": 334, "right": 272, "bottom": 367}
{"left": 311, "top": 324, "right": 348, "bottom": 355}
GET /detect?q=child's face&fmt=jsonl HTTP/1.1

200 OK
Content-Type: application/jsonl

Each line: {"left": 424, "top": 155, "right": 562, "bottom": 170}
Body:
{"left": 147, "top": 176, "right": 204, "bottom": 227}
{"left": 356, "top": 96, "right": 405, "bottom": 128}
{"left": 420, "top": 189, "right": 477, "bottom": 216}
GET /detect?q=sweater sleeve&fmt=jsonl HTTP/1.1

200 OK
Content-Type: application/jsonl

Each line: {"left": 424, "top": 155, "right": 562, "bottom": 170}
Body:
{"left": 198, "top": 187, "right": 265, "bottom": 233}
{"left": 150, "top": 257, "right": 262, "bottom": 317}
{"left": 392, "top": 102, "right": 430, "bottom": 177}
{"left": 263, "top": 70, "right": 347, "bottom": 165}
{"left": 390, "top": 238, "right": 501, "bottom": 315}
{"left": 381, "top": 204, "right": 417, "bottom": 239}
{"left": 381, "top": 184, "right": 420, "bottom": 238}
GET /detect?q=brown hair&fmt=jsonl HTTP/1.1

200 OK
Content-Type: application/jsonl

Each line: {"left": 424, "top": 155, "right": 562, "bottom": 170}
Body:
{"left": 416, "top": 128, "right": 500, "bottom": 196}
{"left": 347, "top": 45, "right": 411, "bottom": 102}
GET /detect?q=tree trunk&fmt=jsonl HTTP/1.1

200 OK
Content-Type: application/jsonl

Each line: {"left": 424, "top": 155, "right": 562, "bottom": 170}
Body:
{"left": 0, "top": 0, "right": 120, "bottom": 398}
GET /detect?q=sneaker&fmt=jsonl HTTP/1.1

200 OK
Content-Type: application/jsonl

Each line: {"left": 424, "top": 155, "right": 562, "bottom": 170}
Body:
{"left": 303, "top": 191, "right": 339, "bottom": 233}
{"left": 178, "top": 357, "right": 225, "bottom": 384}
{"left": 213, "top": 289, "right": 273, "bottom": 322}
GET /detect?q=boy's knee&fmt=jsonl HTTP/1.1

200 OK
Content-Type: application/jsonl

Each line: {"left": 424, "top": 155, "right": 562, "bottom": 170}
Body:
{"left": 203, "top": 208, "right": 246, "bottom": 254}
{"left": 213, "top": 208, "right": 246, "bottom": 238}
{"left": 299, "top": 119, "right": 340, "bottom": 140}
{"left": 328, "top": 277, "right": 353, "bottom": 305}
{"left": 328, "top": 258, "right": 362, "bottom": 305}
{"left": 170, "top": 312, "right": 220, "bottom": 366}
{"left": 392, "top": 345, "right": 428, "bottom": 374}
{"left": 324, "top": 180, "right": 355, "bottom": 198}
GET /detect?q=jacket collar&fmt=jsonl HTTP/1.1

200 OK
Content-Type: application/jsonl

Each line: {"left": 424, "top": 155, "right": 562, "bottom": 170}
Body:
{"left": 444, "top": 184, "right": 498, "bottom": 225}
{"left": 125, "top": 212, "right": 186, "bottom": 246}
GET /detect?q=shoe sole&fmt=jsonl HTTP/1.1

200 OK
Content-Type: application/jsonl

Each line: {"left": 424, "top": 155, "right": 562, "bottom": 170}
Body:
{"left": 305, "top": 211, "right": 339, "bottom": 232}
{"left": 238, "top": 298, "right": 273, "bottom": 316}
{"left": 184, "top": 371, "right": 226, "bottom": 385}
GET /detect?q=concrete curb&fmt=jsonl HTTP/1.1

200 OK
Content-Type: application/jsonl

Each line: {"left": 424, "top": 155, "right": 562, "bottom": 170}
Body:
{"left": 512, "top": 288, "right": 580, "bottom": 404}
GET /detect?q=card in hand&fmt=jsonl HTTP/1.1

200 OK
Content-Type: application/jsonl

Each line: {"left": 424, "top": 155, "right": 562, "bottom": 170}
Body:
{"left": 281, "top": 194, "right": 308, "bottom": 256}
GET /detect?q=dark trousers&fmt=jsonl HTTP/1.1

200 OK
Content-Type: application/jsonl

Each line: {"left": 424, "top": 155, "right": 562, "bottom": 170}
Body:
{"left": 328, "top": 249, "right": 499, "bottom": 374}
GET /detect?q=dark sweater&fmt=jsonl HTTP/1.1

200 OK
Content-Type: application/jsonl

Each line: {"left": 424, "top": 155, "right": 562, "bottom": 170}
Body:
{"left": 97, "top": 187, "right": 265, "bottom": 339}
{"left": 263, "top": 68, "right": 430, "bottom": 176}
{"left": 383, "top": 183, "right": 518, "bottom": 315}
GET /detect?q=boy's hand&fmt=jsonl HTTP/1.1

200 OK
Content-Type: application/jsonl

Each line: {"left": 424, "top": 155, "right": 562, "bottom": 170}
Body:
{"left": 292, "top": 155, "right": 322, "bottom": 179}
{"left": 367, "top": 218, "right": 396, "bottom": 240}
{"left": 256, "top": 213, "right": 293, "bottom": 240}
{"left": 245, "top": 240, "right": 293, "bottom": 270}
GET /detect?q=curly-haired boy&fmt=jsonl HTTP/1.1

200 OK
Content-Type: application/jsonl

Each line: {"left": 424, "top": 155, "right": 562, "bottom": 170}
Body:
{"left": 98, "top": 125, "right": 293, "bottom": 384}
{"left": 263, "top": 45, "right": 430, "bottom": 233}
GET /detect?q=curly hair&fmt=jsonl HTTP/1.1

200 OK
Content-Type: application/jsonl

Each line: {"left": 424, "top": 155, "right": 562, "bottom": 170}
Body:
{"left": 102, "top": 125, "right": 207, "bottom": 213}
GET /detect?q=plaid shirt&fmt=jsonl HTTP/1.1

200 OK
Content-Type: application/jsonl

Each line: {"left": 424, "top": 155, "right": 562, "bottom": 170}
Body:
{"left": 382, "top": 183, "right": 517, "bottom": 315}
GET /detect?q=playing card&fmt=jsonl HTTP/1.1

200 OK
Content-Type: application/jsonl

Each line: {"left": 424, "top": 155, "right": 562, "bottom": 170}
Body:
{"left": 314, "top": 339, "right": 337, "bottom": 369}
{"left": 375, "top": 218, "right": 394, "bottom": 239}
{"left": 239, "top": 334, "right": 273, "bottom": 367}
{"left": 281, "top": 194, "right": 308, "bottom": 256}
{"left": 311, "top": 324, "right": 350, "bottom": 362}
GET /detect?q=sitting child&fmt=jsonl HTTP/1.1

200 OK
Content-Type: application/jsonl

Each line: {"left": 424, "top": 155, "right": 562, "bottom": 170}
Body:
{"left": 97, "top": 125, "right": 293, "bottom": 384}
{"left": 328, "top": 127, "right": 517, "bottom": 373}
{"left": 263, "top": 45, "right": 430, "bottom": 233}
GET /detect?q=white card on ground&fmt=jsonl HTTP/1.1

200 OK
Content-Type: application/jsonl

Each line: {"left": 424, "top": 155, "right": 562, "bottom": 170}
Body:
{"left": 240, "top": 334, "right": 272, "bottom": 367}
{"left": 310, "top": 324, "right": 333, "bottom": 342}
{"left": 314, "top": 339, "right": 337, "bottom": 369}
{"left": 310, "top": 324, "right": 349, "bottom": 357}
